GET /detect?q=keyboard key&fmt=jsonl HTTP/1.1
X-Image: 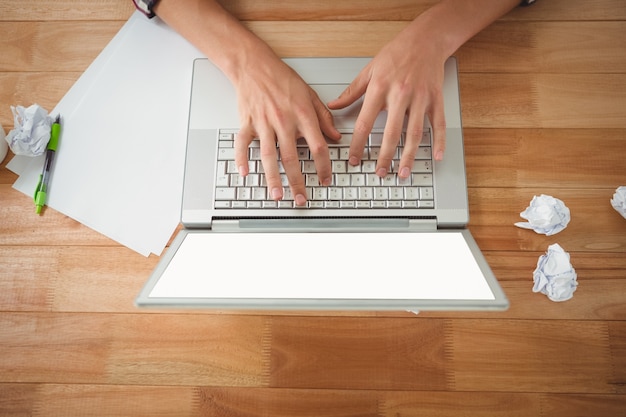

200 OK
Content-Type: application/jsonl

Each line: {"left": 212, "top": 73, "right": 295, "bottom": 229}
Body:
{"left": 312, "top": 187, "right": 328, "bottom": 200}
{"left": 412, "top": 174, "right": 433, "bottom": 186}
{"left": 218, "top": 147, "right": 235, "bottom": 160}
{"left": 332, "top": 160, "right": 347, "bottom": 173}
{"left": 237, "top": 187, "right": 252, "bottom": 200}
{"left": 370, "top": 133, "right": 384, "bottom": 146}
{"left": 351, "top": 174, "right": 366, "bottom": 187}
{"left": 335, "top": 174, "right": 351, "bottom": 187}
{"left": 358, "top": 187, "right": 374, "bottom": 200}
{"left": 252, "top": 187, "right": 267, "bottom": 200}
{"left": 420, "top": 187, "right": 434, "bottom": 200}
{"left": 389, "top": 187, "right": 403, "bottom": 200}
{"left": 411, "top": 160, "right": 432, "bottom": 173}
{"left": 404, "top": 187, "right": 420, "bottom": 200}
{"left": 302, "top": 160, "right": 316, "bottom": 173}
{"left": 344, "top": 187, "right": 358, "bottom": 200}
{"left": 374, "top": 187, "right": 388, "bottom": 200}
{"left": 328, "top": 187, "right": 342, "bottom": 200}
{"left": 215, "top": 187, "right": 236, "bottom": 200}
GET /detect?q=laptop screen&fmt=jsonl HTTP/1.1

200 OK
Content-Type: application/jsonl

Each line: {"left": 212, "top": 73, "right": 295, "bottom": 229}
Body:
{"left": 137, "top": 230, "right": 508, "bottom": 311}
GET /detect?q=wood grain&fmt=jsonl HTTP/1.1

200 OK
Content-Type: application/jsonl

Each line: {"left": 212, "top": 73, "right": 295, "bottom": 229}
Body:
{"left": 1, "top": 0, "right": 625, "bottom": 415}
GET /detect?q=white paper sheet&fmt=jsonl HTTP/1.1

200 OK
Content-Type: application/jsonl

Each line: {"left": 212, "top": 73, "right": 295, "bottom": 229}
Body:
{"left": 149, "top": 232, "right": 496, "bottom": 301}
{"left": 8, "top": 12, "right": 203, "bottom": 256}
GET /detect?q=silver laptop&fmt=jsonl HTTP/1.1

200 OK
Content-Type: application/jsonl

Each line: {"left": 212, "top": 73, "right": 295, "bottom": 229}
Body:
{"left": 135, "top": 57, "right": 509, "bottom": 311}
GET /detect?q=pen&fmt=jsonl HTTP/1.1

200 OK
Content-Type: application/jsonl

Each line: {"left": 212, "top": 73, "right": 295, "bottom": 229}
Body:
{"left": 34, "top": 115, "right": 61, "bottom": 214}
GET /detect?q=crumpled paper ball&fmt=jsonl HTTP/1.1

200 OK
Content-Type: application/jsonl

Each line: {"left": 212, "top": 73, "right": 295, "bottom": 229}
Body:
{"left": 5, "top": 104, "right": 52, "bottom": 156}
{"left": 533, "top": 243, "right": 578, "bottom": 302}
{"left": 515, "top": 194, "right": 570, "bottom": 236}
{"left": 610, "top": 186, "right": 626, "bottom": 219}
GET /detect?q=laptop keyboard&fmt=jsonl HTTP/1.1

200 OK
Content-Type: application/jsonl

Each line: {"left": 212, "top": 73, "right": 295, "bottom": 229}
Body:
{"left": 214, "top": 128, "right": 434, "bottom": 209}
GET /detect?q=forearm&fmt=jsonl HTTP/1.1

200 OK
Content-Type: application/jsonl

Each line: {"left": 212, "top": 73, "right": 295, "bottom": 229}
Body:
{"left": 153, "top": 0, "right": 276, "bottom": 84}
{"left": 406, "top": 0, "right": 522, "bottom": 58}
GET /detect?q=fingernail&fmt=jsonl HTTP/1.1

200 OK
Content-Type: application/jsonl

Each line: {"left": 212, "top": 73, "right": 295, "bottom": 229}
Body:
{"left": 322, "top": 177, "right": 332, "bottom": 186}
{"left": 271, "top": 187, "right": 283, "bottom": 200}
{"left": 376, "top": 167, "right": 387, "bottom": 177}
{"left": 349, "top": 156, "right": 359, "bottom": 166}
{"left": 238, "top": 165, "right": 246, "bottom": 176}
{"left": 295, "top": 194, "right": 307, "bottom": 206}
{"left": 435, "top": 150, "right": 444, "bottom": 161}
{"left": 399, "top": 167, "right": 410, "bottom": 178}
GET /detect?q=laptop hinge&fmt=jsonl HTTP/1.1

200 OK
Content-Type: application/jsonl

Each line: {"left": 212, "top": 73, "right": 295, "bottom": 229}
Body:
{"left": 210, "top": 218, "right": 438, "bottom": 232}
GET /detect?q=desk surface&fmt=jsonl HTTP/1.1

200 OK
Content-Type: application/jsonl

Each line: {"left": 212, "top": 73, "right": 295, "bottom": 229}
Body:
{"left": 1, "top": 1, "right": 626, "bottom": 415}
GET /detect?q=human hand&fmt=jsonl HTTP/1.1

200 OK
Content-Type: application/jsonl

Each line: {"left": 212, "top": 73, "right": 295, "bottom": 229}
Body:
{"left": 233, "top": 55, "right": 341, "bottom": 206}
{"left": 328, "top": 26, "right": 447, "bottom": 179}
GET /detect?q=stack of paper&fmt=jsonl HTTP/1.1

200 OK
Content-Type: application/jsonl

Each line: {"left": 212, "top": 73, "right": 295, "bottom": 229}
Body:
{"left": 8, "top": 12, "right": 203, "bottom": 256}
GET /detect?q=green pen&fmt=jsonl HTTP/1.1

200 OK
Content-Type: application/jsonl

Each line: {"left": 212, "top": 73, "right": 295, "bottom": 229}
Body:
{"left": 34, "top": 115, "right": 61, "bottom": 214}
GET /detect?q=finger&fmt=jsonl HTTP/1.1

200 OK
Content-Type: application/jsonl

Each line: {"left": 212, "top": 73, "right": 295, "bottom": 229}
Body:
{"left": 377, "top": 101, "right": 407, "bottom": 177}
{"left": 429, "top": 93, "right": 446, "bottom": 161}
{"left": 300, "top": 122, "right": 332, "bottom": 187}
{"left": 327, "top": 64, "right": 371, "bottom": 110}
{"left": 276, "top": 131, "right": 307, "bottom": 206}
{"left": 349, "top": 89, "right": 383, "bottom": 166}
{"left": 310, "top": 90, "right": 341, "bottom": 142}
{"left": 258, "top": 129, "right": 283, "bottom": 201}
{"left": 398, "top": 108, "right": 425, "bottom": 179}
{"left": 235, "top": 124, "right": 255, "bottom": 176}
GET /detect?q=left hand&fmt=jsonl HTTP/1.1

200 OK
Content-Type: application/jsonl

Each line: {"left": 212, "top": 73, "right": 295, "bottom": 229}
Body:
{"left": 327, "top": 23, "right": 448, "bottom": 179}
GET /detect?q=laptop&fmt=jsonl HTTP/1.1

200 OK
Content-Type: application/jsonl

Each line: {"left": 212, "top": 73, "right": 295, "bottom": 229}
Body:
{"left": 135, "top": 57, "right": 509, "bottom": 311}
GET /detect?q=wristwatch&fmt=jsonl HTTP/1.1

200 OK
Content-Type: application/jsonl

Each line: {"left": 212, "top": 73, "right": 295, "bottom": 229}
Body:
{"left": 132, "top": 0, "right": 160, "bottom": 18}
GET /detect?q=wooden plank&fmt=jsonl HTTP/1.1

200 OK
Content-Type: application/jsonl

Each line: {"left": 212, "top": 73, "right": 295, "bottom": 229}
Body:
{"left": 0, "top": 1, "right": 134, "bottom": 21}
{"left": 0, "top": 185, "right": 116, "bottom": 247}
{"left": 1, "top": 0, "right": 623, "bottom": 22}
{"left": 609, "top": 322, "right": 626, "bottom": 393}
{"left": 33, "top": 384, "right": 196, "bottom": 417}
{"left": 458, "top": 22, "right": 626, "bottom": 73}
{"left": 268, "top": 317, "right": 452, "bottom": 390}
{"left": 3, "top": 384, "right": 625, "bottom": 417}
{"left": 0, "top": 313, "right": 270, "bottom": 386}
{"left": 540, "top": 394, "right": 626, "bottom": 417}
{"left": 0, "top": 384, "right": 37, "bottom": 417}
{"left": 381, "top": 391, "right": 541, "bottom": 417}
{"left": 464, "top": 128, "right": 626, "bottom": 189}
{"left": 450, "top": 319, "right": 615, "bottom": 393}
{"left": 0, "top": 22, "right": 123, "bottom": 71}
{"left": 460, "top": 73, "right": 626, "bottom": 129}
{"left": 194, "top": 387, "right": 379, "bottom": 417}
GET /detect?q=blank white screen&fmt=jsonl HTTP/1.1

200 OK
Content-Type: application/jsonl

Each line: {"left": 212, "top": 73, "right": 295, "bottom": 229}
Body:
{"left": 149, "top": 232, "right": 495, "bottom": 301}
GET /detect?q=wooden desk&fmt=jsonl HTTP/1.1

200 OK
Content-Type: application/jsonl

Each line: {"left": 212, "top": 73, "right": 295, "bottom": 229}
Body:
{"left": 1, "top": 1, "right": 625, "bottom": 415}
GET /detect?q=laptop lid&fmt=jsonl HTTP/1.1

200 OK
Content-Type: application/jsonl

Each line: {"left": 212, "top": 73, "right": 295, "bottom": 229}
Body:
{"left": 136, "top": 229, "right": 509, "bottom": 311}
